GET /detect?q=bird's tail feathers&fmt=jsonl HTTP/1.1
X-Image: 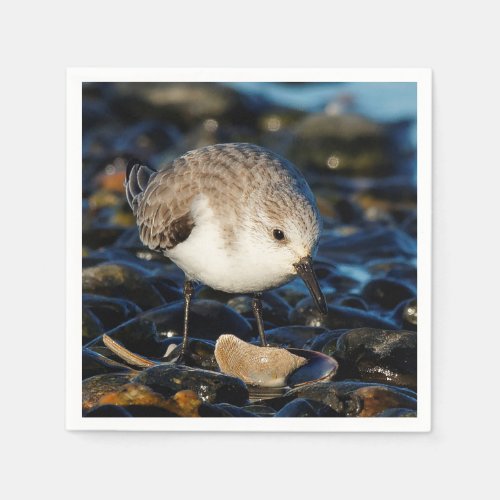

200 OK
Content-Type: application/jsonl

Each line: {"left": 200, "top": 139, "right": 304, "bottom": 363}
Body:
{"left": 125, "top": 159, "right": 156, "bottom": 213}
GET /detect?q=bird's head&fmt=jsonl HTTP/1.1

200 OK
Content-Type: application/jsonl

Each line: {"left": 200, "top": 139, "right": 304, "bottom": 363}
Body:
{"left": 244, "top": 184, "right": 328, "bottom": 315}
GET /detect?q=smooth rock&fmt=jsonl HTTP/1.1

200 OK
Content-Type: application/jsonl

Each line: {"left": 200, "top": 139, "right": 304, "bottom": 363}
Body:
{"left": 287, "top": 113, "right": 395, "bottom": 177}
{"left": 275, "top": 398, "right": 318, "bottom": 417}
{"left": 361, "top": 278, "right": 416, "bottom": 309}
{"left": 139, "top": 300, "right": 253, "bottom": 341}
{"left": 82, "top": 263, "right": 165, "bottom": 310}
{"left": 318, "top": 227, "right": 416, "bottom": 265}
{"left": 82, "top": 373, "right": 135, "bottom": 412}
{"left": 376, "top": 407, "right": 417, "bottom": 417}
{"left": 84, "top": 405, "right": 132, "bottom": 417}
{"left": 83, "top": 294, "right": 142, "bottom": 330}
{"left": 133, "top": 364, "right": 249, "bottom": 405}
{"left": 284, "top": 382, "right": 344, "bottom": 414}
{"left": 265, "top": 326, "right": 330, "bottom": 349}
{"left": 291, "top": 300, "right": 399, "bottom": 330}
{"left": 392, "top": 298, "right": 417, "bottom": 331}
{"left": 82, "top": 348, "right": 133, "bottom": 379}
{"left": 349, "top": 386, "right": 417, "bottom": 417}
{"left": 82, "top": 307, "right": 104, "bottom": 344}
{"left": 335, "top": 328, "right": 417, "bottom": 389}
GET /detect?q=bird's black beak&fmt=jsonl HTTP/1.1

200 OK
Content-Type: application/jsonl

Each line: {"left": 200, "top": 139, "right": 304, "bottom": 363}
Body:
{"left": 294, "top": 256, "right": 328, "bottom": 315}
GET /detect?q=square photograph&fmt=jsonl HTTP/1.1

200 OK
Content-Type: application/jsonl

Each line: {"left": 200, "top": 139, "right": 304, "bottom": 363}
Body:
{"left": 68, "top": 69, "right": 431, "bottom": 430}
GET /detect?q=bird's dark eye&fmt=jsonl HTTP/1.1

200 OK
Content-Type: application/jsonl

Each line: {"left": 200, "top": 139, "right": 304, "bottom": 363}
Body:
{"left": 273, "top": 229, "right": 285, "bottom": 241}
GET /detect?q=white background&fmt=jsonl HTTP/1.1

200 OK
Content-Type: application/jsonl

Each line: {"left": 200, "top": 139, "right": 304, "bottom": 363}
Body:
{"left": 2, "top": 1, "right": 497, "bottom": 498}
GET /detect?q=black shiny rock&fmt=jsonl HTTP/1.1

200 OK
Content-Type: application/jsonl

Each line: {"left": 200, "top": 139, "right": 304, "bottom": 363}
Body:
{"left": 291, "top": 300, "right": 399, "bottom": 330}
{"left": 83, "top": 294, "right": 142, "bottom": 330}
{"left": 139, "top": 299, "right": 253, "bottom": 342}
{"left": 361, "top": 278, "right": 416, "bottom": 309}
{"left": 335, "top": 328, "right": 417, "bottom": 389}
{"left": 133, "top": 364, "right": 249, "bottom": 405}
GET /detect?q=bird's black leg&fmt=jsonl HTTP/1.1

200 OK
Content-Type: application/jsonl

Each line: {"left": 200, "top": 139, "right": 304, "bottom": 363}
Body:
{"left": 178, "top": 279, "right": 195, "bottom": 363}
{"left": 252, "top": 293, "right": 268, "bottom": 347}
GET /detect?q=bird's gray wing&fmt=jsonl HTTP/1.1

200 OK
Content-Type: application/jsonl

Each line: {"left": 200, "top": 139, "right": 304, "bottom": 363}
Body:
{"left": 135, "top": 169, "right": 195, "bottom": 251}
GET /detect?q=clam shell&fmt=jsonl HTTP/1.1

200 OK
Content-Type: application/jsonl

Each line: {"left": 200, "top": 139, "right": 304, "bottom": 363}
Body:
{"left": 215, "top": 334, "right": 307, "bottom": 388}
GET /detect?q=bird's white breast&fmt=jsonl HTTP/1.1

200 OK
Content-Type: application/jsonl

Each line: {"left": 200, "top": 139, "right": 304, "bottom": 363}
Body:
{"left": 166, "top": 194, "right": 293, "bottom": 293}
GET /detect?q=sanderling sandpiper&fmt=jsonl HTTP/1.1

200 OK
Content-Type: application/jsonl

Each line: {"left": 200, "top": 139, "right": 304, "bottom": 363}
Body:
{"left": 125, "top": 143, "right": 327, "bottom": 361}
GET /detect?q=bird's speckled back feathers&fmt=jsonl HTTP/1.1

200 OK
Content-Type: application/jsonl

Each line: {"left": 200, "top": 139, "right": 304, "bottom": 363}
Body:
{"left": 125, "top": 143, "right": 320, "bottom": 253}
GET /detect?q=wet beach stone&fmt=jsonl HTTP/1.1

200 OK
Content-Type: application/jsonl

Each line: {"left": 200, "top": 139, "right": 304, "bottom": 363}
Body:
{"left": 302, "top": 330, "right": 347, "bottom": 355}
{"left": 133, "top": 364, "right": 249, "bottom": 405}
{"left": 83, "top": 294, "right": 142, "bottom": 330}
{"left": 392, "top": 298, "right": 417, "bottom": 331}
{"left": 82, "top": 307, "right": 104, "bottom": 344}
{"left": 333, "top": 295, "right": 369, "bottom": 311}
{"left": 83, "top": 225, "right": 127, "bottom": 249}
{"left": 318, "top": 227, "right": 416, "bottom": 265}
{"left": 82, "top": 373, "right": 135, "bottom": 412}
{"left": 87, "top": 317, "right": 166, "bottom": 358}
{"left": 284, "top": 382, "right": 345, "bottom": 415}
{"left": 139, "top": 299, "right": 253, "bottom": 342}
{"left": 243, "top": 404, "right": 276, "bottom": 417}
{"left": 82, "top": 262, "right": 166, "bottom": 310}
{"left": 284, "top": 380, "right": 416, "bottom": 417}
{"left": 226, "top": 291, "right": 292, "bottom": 327}
{"left": 82, "top": 348, "right": 133, "bottom": 379}
{"left": 287, "top": 113, "right": 396, "bottom": 177}
{"left": 199, "top": 403, "right": 257, "bottom": 417}
{"left": 361, "top": 278, "right": 416, "bottom": 310}
{"left": 275, "top": 398, "right": 339, "bottom": 417}
{"left": 85, "top": 405, "right": 133, "bottom": 417}
{"left": 375, "top": 407, "right": 417, "bottom": 417}
{"left": 349, "top": 386, "right": 417, "bottom": 417}
{"left": 264, "top": 325, "right": 330, "bottom": 349}
{"left": 367, "top": 259, "right": 417, "bottom": 286}
{"left": 275, "top": 398, "right": 318, "bottom": 417}
{"left": 162, "top": 338, "right": 218, "bottom": 370}
{"left": 291, "top": 300, "right": 398, "bottom": 330}
{"left": 335, "top": 328, "right": 417, "bottom": 389}
{"left": 108, "top": 82, "right": 265, "bottom": 130}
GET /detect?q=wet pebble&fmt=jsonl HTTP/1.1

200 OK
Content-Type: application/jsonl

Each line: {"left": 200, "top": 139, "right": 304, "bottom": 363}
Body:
{"left": 392, "top": 298, "right": 417, "bottom": 331}
{"left": 361, "top": 278, "right": 416, "bottom": 309}
{"left": 302, "top": 330, "right": 347, "bottom": 355}
{"left": 284, "top": 382, "right": 344, "bottom": 415}
{"left": 275, "top": 398, "right": 318, "bottom": 417}
{"left": 226, "top": 291, "right": 292, "bottom": 326}
{"left": 349, "top": 385, "right": 417, "bottom": 417}
{"left": 287, "top": 113, "right": 395, "bottom": 177}
{"left": 319, "top": 227, "right": 416, "bottom": 265}
{"left": 265, "top": 325, "right": 330, "bottom": 348}
{"left": 376, "top": 407, "right": 417, "bottom": 417}
{"left": 291, "top": 300, "right": 399, "bottom": 330}
{"left": 335, "top": 328, "right": 417, "bottom": 389}
{"left": 162, "top": 338, "right": 218, "bottom": 370}
{"left": 82, "top": 262, "right": 166, "bottom": 310}
{"left": 83, "top": 225, "right": 127, "bottom": 249}
{"left": 82, "top": 348, "right": 133, "bottom": 379}
{"left": 333, "top": 295, "right": 369, "bottom": 311}
{"left": 82, "top": 373, "right": 135, "bottom": 412}
{"left": 88, "top": 317, "right": 166, "bottom": 358}
{"left": 243, "top": 404, "right": 276, "bottom": 417}
{"left": 82, "top": 307, "right": 104, "bottom": 344}
{"left": 140, "top": 299, "right": 253, "bottom": 342}
{"left": 85, "top": 405, "right": 133, "bottom": 417}
{"left": 83, "top": 294, "right": 142, "bottom": 330}
{"left": 133, "top": 364, "right": 249, "bottom": 405}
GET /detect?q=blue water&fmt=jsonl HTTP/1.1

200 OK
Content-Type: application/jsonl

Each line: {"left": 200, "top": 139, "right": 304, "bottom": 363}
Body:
{"left": 226, "top": 82, "right": 417, "bottom": 122}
